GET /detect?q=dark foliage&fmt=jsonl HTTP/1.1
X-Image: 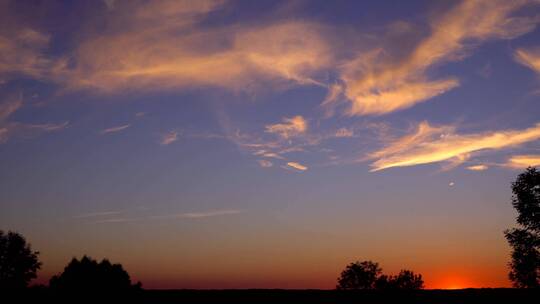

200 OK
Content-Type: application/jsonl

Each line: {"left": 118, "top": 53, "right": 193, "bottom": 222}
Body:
{"left": 49, "top": 255, "right": 141, "bottom": 292}
{"left": 337, "top": 261, "right": 423, "bottom": 291}
{"left": 504, "top": 167, "right": 540, "bottom": 288}
{"left": 390, "top": 270, "right": 424, "bottom": 290}
{"left": 336, "top": 260, "right": 382, "bottom": 290}
{"left": 0, "top": 230, "right": 41, "bottom": 289}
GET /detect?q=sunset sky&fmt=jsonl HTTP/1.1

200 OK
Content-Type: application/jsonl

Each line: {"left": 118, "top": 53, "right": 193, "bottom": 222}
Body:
{"left": 1, "top": 0, "right": 540, "bottom": 289}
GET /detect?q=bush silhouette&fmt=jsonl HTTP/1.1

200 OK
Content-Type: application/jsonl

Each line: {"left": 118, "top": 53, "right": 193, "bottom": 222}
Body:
{"left": 337, "top": 260, "right": 423, "bottom": 290}
{"left": 504, "top": 167, "right": 540, "bottom": 288}
{"left": 0, "top": 230, "right": 41, "bottom": 289}
{"left": 49, "top": 255, "right": 141, "bottom": 292}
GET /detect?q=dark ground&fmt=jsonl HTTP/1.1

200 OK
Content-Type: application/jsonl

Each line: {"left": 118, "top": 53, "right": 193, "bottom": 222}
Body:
{"left": 10, "top": 288, "right": 540, "bottom": 303}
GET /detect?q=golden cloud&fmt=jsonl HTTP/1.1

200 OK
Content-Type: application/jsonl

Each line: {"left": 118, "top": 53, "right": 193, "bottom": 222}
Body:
{"left": 369, "top": 121, "right": 540, "bottom": 171}
{"left": 332, "top": 0, "right": 538, "bottom": 116}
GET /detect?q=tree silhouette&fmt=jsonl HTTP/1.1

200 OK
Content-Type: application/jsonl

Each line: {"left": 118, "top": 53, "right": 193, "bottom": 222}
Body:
{"left": 504, "top": 167, "right": 539, "bottom": 288}
{"left": 337, "top": 261, "right": 424, "bottom": 290}
{"left": 0, "top": 230, "right": 41, "bottom": 289}
{"left": 336, "top": 261, "right": 382, "bottom": 290}
{"left": 49, "top": 255, "right": 141, "bottom": 292}
{"left": 389, "top": 270, "right": 424, "bottom": 290}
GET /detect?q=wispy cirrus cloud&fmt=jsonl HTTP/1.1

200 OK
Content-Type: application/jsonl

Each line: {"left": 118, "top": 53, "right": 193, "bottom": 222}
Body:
{"left": 515, "top": 47, "right": 540, "bottom": 73}
{"left": 57, "top": 1, "right": 330, "bottom": 92}
{"left": 0, "top": 98, "right": 22, "bottom": 121}
{"left": 0, "top": 95, "right": 68, "bottom": 143}
{"left": 326, "top": 0, "right": 538, "bottom": 116}
{"left": 0, "top": 28, "right": 53, "bottom": 80}
{"left": 160, "top": 131, "right": 178, "bottom": 145}
{"left": 101, "top": 124, "right": 131, "bottom": 134}
{"left": 334, "top": 127, "right": 354, "bottom": 138}
{"left": 73, "top": 210, "right": 122, "bottom": 219}
{"left": 152, "top": 209, "right": 244, "bottom": 219}
{"left": 368, "top": 121, "right": 540, "bottom": 171}
{"left": 258, "top": 159, "right": 273, "bottom": 168}
{"left": 265, "top": 115, "right": 307, "bottom": 139}
{"left": 503, "top": 155, "right": 540, "bottom": 169}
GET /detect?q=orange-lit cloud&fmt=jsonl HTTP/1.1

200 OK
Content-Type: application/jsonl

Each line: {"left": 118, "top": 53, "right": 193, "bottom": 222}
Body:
{"left": 101, "top": 124, "right": 131, "bottom": 134}
{"left": 286, "top": 161, "right": 308, "bottom": 171}
{"left": 265, "top": 116, "right": 307, "bottom": 139}
{"left": 0, "top": 97, "right": 22, "bottom": 121}
{"left": 330, "top": 0, "right": 538, "bottom": 116}
{"left": 515, "top": 47, "right": 540, "bottom": 73}
{"left": 53, "top": 0, "right": 330, "bottom": 93}
{"left": 369, "top": 121, "right": 540, "bottom": 171}
{"left": 503, "top": 155, "right": 540, "bottom": 169}
{"left": 0, "top": 28, "right": 52, "bottom": 79}
{"left": 466, "top": 164, "right": 489, "bottom": 171}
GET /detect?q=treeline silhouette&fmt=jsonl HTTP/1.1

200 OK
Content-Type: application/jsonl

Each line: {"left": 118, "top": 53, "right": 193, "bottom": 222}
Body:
{"left": 336, "top": 261, "right": 424, "bottom": 290}
{"left": 1, "top": 167, "right": 539, "bottom": 303}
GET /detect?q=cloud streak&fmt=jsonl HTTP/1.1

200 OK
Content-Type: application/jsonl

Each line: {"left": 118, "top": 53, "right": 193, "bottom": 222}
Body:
{"left": 286, "top": 161, "right": 308, "bottom": 171}
{"left": 466, "top": 164, "right": 489, "bottom": 171}
{"left": 515, "top": 47, "right": 540, "bottom": 73}
{"left": 368, "top": 121, "right": 540, "bottom": 171}
{"left": 101, "top": 124, "right": 131, "bottom": 134}
{"left": 152, "top": 209, "right": 244, "bottom": 219}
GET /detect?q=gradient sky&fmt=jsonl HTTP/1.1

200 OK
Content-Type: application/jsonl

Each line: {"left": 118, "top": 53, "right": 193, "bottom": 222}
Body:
{"left": 1, "top": 0, "right": 540, "bottom": 290}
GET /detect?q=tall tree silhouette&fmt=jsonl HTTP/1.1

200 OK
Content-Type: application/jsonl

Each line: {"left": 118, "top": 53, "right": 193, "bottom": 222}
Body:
{"left": 504, "top": 167, "right": 540, "bottom": 288}
{"left": 336, "top": 261, "right": 382, "bottom": 290}
{"left": 49, "top": 256, "right": 141, "bottom": 292}
{"left": 0, "top": 230, "right": 41, "bottom": 289}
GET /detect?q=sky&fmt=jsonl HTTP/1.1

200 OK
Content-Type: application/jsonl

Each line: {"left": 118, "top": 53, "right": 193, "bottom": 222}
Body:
{"left": 1, "top": 0, "right": 540, "bottom": 290}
